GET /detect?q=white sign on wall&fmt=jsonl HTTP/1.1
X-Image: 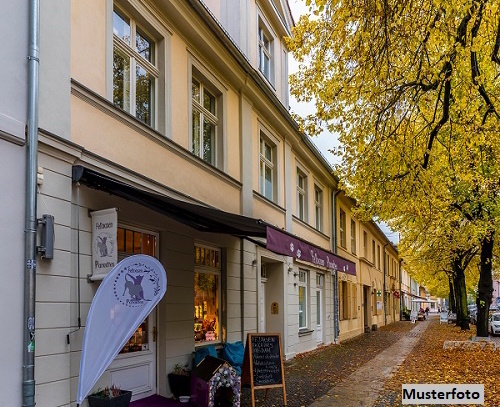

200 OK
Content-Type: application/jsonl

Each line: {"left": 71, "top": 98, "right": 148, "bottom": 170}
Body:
{"left": 91, "top": 208, "right": 117, "bottom": 279}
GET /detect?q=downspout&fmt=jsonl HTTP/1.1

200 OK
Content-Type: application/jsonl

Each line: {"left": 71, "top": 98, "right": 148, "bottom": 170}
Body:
{"left": 332, "top": 189, "right": 341, "bottom": 342}
{"left": 23, "top": 0, "right": 40, "bottom": 405}
{"left": 399, "top": 259, "right": 403, "bottom": 321}
{"left": 383, "top": 243, "right": 389, "bottom": 326}
{"left": 240, "top": 239, "right": 245, "bottom": 342}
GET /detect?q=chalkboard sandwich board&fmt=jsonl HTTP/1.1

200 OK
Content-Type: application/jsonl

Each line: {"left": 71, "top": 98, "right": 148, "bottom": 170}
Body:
{"left": 242, "top": 333, "right": 286, "bottom": 407}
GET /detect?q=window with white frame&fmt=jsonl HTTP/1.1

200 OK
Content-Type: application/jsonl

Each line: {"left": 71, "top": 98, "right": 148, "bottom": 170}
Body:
{"left": 191, "top": 74, "right": 221, "bottom": 166}
{"left": 259, "top": 135, "right": 276, "bottom": 201}
{"left": 194, "top": 245, "right": 221, "bottom": 344}
{"left": 339, "top": 209, "right": 346, "bottom": 249}
{"left": 351, "top": 219, "right": 356, "bottom": 254}
{"left": 113, "top": 6, "right": 158, "bottom": 126}
{"left": 297, "top": 170, "right": 307, "bottom": 222}
{"left": 298, "top": 270, "right": 308, "bottom": 329}
{"left": 258, "top": 22, "right": 273, "bottom": 83}
{"left": 363, "top": 231, "right": 368, "bottom": 258}
{"left": 377, "top": 244, "right": 381, "bottom": 269}
{"left": 372, "top": 239, "right": 376, "bottom": 263}
{"left": 314, "top": 186, "right": 323, "bottom": 231}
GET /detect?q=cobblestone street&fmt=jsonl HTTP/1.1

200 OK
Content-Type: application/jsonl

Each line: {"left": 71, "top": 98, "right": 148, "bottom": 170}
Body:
{"left": 240, "top": 316, "right": 500, "bottom": 407}
{"left": 240, "top": 320, "right": 416, "bottom": 407}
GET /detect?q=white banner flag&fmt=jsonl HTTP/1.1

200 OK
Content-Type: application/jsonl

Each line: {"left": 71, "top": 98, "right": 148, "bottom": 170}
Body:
{"left": 76, "top": 255, "right": 167, "bottom": 404}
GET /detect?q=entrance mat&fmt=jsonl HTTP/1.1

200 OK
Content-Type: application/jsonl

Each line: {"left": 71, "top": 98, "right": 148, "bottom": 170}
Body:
{"left": 129, "top": 395, "right": 193, "bottom": 407}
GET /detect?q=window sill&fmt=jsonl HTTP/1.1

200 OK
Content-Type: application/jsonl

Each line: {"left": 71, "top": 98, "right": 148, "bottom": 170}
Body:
{"left": 298, "top": 329, "right": 314, "bottom": 337}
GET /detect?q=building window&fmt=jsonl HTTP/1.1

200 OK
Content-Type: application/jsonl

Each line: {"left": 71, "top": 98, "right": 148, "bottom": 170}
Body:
{"left": 372, "top": 240, "right": 376, "bottom": 263}
{"left": 194, "top": 245, "right": 221, "bottom": 344}
{"left": 298, "top": 270, "right": 308, "bottom": 329}
{"left": 113, "top": 6, "right": 158, "bottom": 126}
{"left": 258, "top": 23, "right": 273, "bottom": 82}
{"left": 191, "top": 77, "right": 219, "bottom": 165}
{"left": 377, "top": 244, "right": 381, "bottom": 269}
{"left": 351, "top": 220, "right": 356, "bottom": 254}
{"left": 363, "top": 231, "right": 368, "bottom": 258}
{"left": 314, "top": 186, "right": 322, "bottom": 231}
{"left": 259, "top": 136, "right": 275, "bottom": 201}
{"left": 339, "top": 209, "right": 346, "bottom": 249}
{"left": 297, "top": 170, "right": 307, "bottom": 221}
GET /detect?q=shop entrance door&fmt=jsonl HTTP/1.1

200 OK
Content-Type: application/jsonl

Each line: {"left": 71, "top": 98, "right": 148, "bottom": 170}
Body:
{"left": 108, "top": 225, "right": 159, "bottom": 401}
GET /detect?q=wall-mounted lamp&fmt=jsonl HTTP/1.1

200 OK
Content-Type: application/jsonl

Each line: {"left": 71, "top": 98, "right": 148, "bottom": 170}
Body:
{"left": 37, "top": 214, "right": 54, "bottom": 259}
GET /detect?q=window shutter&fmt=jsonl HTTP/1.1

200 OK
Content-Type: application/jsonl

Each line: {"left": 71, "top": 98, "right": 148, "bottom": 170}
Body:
{"left": 347, "top": 282, "right": 352, "bottom": 319}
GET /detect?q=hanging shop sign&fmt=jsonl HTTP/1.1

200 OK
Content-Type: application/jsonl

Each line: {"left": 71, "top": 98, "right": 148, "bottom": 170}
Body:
{"left": 76, "top": 255, "right": 167, "bottom": 405}
{"left": 90, "top": 208, "right": 117, "bottom": 279}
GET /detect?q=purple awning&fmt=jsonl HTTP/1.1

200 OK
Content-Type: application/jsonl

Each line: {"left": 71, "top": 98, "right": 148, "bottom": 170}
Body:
{"left": 266, "top": 226, "right": 356, "bottom": 275}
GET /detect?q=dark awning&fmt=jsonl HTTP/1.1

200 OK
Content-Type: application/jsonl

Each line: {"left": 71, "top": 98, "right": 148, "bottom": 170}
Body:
{"left": 72, "top": 165, "right": 267, "bottom": 237}
{"left": 73, "top": 165, "right": 356, "bottom": 274}
{"left": 265, "top": 226, "right": 356, "bottom": 275}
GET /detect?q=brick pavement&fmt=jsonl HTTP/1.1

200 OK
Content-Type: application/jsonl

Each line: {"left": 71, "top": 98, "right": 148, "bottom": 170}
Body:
{"left": 307, "top": 319, "right": 431, "bottom": 407}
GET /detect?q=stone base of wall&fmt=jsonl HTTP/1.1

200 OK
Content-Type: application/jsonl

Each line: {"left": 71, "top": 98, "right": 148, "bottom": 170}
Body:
{"left": 443, "top": 340, "right": 497, "bottom": 351}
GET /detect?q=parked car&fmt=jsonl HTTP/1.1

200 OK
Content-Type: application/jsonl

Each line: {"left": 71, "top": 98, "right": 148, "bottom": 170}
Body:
{"left": 468, "top": 304, "right": 477, "bottom": 325}
{"left": 489, "top": 312, "right": 500, "bottom": 336}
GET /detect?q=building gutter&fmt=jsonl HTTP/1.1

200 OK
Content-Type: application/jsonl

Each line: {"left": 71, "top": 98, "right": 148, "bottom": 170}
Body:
{"left": 23, "top": 0, "right": 40, "bottom": 405}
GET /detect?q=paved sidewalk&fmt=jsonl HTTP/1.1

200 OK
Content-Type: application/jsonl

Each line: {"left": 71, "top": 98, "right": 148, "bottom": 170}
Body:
{"left": 308, "top": 319, "right": 430, "bottom": 407}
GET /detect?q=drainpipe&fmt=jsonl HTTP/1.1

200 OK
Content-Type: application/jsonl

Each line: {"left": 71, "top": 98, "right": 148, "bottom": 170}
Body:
{"left": 240, "top": 239, "right": 245, "bottom": 342}
{"left": 383, "top": 243, "right": 389, "bottom": 326}
{"left": 23, "top": 0, "right": 40, "bottom": 405}
{"left": 399, "top": 259, "right": 403, "bottom": 321}
{"left": 332, "top": 189, "right": 341, "bottom": 342}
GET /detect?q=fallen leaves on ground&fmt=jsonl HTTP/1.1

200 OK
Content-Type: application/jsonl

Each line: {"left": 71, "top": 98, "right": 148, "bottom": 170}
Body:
{"left": 375, "top": 319, "right": 499, "bottom": 407}
{"left": 241, "top": 321, "right": 415, "bottom": 406}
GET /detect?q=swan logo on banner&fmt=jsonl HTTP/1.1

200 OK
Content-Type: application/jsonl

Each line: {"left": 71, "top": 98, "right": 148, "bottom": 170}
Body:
{"left": 76, "top": 255, "right": 167, "bottom": 405}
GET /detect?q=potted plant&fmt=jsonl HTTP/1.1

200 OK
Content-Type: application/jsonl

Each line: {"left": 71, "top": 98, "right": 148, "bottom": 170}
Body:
{"left": 168, "top": 363, "right": 191, "bottom": 399}
{"left": 87, "top": 384, "right": 132, "bottom": 407}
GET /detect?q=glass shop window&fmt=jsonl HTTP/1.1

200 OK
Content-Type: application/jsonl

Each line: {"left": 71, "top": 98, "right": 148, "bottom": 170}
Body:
{"left": 194, "top": 245, "right": 221, "bottom": 344}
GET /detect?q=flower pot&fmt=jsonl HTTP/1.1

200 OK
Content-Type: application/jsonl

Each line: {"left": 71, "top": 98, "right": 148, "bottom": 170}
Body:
{"left": 87, "top": 390, "right": 132, "bottom": 407}
{"left": 168, "top": 373, "right": 191, "bottom": 398}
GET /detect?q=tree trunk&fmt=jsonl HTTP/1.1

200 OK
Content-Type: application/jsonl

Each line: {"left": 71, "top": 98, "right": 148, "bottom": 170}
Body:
{"left": 453, "top": 260, "right": 469, "bottom": 330}
{"left": 448, "top": 276, "right": 456, "bottom": 313}
{"left": 476, "top": 232, "right": 494, "bottom": 337}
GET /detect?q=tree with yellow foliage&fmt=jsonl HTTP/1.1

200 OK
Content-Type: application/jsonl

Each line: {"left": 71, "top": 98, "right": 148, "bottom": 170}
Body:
{"left": 287, "top": 0, "right": 500, "bottom": 336}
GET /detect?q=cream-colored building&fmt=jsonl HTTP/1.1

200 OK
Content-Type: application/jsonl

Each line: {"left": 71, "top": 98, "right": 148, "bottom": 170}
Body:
{"left": 335, "top": 193, "right": 401, "bottom": 341}
{"left": 31, "top": 0, "right": 353, "bottom": 405}
{"left": 2, "top": 1, "right": 401, "bottom": 406}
